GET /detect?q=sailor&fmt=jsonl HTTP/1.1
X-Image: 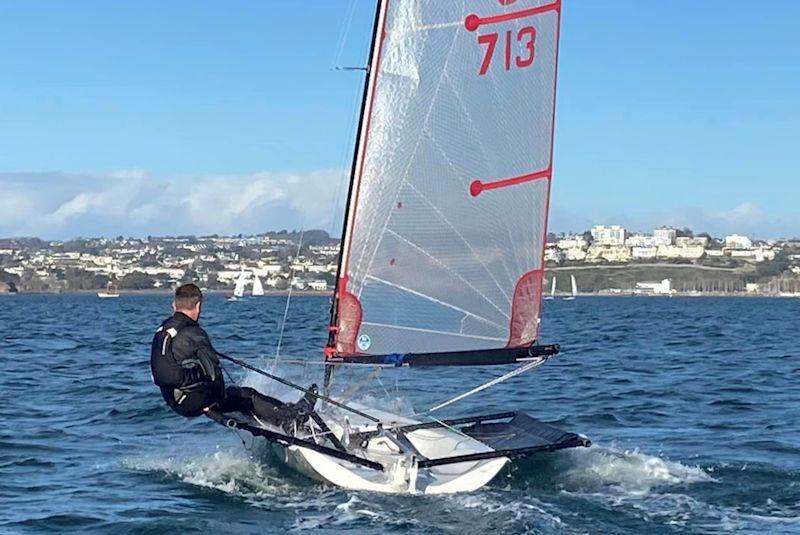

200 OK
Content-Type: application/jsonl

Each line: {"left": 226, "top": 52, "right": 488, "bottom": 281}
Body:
{"left": 150, "top": 283, "right": 315, "bottom": 426}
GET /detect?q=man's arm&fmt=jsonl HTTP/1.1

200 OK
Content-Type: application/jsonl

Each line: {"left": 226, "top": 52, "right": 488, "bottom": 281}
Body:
{"left": 191, "top": 327, "right": 222, "bottom": 382}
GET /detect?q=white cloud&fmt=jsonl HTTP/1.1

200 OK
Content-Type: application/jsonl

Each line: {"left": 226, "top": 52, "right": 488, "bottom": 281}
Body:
{"left": 0, "top": 169, "right": 347, "bottom": 239}
{"left": 2, "top": 170, "right": 796, "bottom": 240}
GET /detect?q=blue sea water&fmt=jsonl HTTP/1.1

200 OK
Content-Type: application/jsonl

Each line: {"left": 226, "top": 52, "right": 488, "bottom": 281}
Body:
{"left": 0, "top": 294, "right": 798, "bottom": 534}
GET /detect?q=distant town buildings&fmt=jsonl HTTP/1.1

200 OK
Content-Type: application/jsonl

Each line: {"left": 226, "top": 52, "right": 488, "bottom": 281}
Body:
{"left": 1, "top": 225, "right": 797, "bottom": 295}
{"left": 546, "top": 225, "right": 780, "bottom": 266}
{"left": 0, "top": 232, "right": 337, "bottom": 293}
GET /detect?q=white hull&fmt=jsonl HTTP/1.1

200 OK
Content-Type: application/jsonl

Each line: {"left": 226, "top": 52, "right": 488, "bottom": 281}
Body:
{"left": 270, "top": 404, "right": 508, "bottom": 494}
{"left": 97, "top": 292, "right": 120, "bottom": 298}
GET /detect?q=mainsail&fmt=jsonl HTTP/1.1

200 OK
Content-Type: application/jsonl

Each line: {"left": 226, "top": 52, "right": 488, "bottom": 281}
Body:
{"left": 252, "top": 275, "right": 265, "bottom": 296}
{"left": 329, "top": 0, "right": 562, "bottom": 360}
{"left": 233, "top": 270, "right": 248, "bottom": 298}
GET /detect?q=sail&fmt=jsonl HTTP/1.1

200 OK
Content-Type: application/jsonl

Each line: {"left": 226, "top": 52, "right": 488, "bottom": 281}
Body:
{"left": 332, "top": 0, "right": 562, "bottom": 357}
{"left": 570, "top": 275, "right": 577, "bottom": 298}
{"left": 233, "top": 271, "right": 248, "bottom": 298}
{"left": 550, "top": 276, "right": 556, "bottom": 297}
{"left": 252, "top": 275, "right": 265, "bottom": 296}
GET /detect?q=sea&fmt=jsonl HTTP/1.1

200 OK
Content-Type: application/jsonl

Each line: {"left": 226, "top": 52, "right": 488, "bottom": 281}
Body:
{"left": 0, "top": 294, "right": 798, "bottom": 534}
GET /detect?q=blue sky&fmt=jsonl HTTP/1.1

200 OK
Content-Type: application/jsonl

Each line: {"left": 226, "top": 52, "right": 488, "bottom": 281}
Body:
{"left": 1, "top": 0, "right": 798, "bottom": 239}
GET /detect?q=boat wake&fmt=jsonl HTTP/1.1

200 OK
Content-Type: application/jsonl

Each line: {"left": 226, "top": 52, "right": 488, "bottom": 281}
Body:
{"left": 122, "top": 440, "right": 737, "bottom": 533}
{"left": 546, "top": 444, "right": 713, "bottom": 492}
{"left": 123, "top": 447, "right": 298, "bottom": 500}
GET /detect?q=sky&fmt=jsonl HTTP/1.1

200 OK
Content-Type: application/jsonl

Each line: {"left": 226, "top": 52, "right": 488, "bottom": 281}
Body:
{"left": 1, "top": 0, "right": 798, "bottom": 240}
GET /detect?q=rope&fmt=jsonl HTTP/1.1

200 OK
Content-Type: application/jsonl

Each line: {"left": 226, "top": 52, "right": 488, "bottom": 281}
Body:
{"left": 216, "top": 351, "right": 381, "bottom": 423}
{"left": 425, "top": 357, "right": 548, "bottom": 414}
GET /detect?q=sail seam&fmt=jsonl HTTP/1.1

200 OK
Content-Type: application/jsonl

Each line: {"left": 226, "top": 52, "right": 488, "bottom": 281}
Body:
{"left": 364, "top": 275, "right": 506, "bottom": 331}
{"left": 353, "top": 10, "right": 462, "bottom": 290}
{"left": 404, "top": 181, "right": 512, "bottom": 304}
{"left": 384, "top": 228, "right": 510, "bottom": 320}
{"left": 361, "top": 322, "right": 505, "bottom": 342}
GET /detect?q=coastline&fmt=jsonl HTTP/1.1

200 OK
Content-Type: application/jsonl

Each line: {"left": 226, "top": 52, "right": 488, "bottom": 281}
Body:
{"left": 2, "top": 290, "right": 797, "bottom": 298}
{"left": 0, "top": 289, "right": 334, "bottom": 297}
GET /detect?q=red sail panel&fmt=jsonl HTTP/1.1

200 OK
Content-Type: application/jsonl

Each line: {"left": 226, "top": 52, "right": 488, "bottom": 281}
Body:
{"left": 334, "top": 0, "right": 561, "bottom": 357}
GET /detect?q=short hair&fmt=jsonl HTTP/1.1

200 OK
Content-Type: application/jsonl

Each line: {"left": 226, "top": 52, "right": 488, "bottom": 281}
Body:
{"left": 174, "top": 283, "right": 203, "bottom": 310}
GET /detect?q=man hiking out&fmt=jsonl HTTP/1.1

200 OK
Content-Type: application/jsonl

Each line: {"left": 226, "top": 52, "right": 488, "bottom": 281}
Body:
{"left": 150, "top": 283, "right": 315, "bottom": 427}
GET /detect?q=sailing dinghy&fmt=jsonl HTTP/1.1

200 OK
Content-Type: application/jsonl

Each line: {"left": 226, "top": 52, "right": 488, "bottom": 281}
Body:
{"left": 252, "top": 275, "right": 266, "bottom": 297}
{"left": 544, "top": 276, "right": 556, "bottom": 300}
{"left": 564, "top": 274, "right": 577, "bottom": 300}
{"left": 228, "top": 270, "right": 248, "bottom": 301}
{"left": 210, "top": 0, "right": 588, "bottom": 494}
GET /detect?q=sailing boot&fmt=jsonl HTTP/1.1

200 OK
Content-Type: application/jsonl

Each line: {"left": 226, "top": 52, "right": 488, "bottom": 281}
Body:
{"left": 279, "top": 384, "right": 319, "bottom": 433}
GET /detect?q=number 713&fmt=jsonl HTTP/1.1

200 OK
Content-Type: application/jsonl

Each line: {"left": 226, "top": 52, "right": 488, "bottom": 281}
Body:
{"left": 477, "top": 26, "right": 536, "bottom": 76}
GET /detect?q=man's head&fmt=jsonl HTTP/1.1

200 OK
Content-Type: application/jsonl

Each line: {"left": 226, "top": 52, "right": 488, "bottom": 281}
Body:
{"left": 173, "top": 283, "right": 203, "bottom": 321}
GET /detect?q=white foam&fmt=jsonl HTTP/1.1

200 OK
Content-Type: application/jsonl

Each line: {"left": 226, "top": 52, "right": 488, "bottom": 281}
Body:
{"left": 557, "top": 445, "right": 713, "bottom": 494}
{"left": 123, "top": 447, "right": 298, "bottom": 501}
{"left": 450, "top": 492, "right": 565, "bottom": 530}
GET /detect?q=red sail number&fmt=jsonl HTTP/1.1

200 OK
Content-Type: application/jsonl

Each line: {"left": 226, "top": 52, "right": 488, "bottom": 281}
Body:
{"left": 477, "top": 26, "right": 537, "bottom": 75}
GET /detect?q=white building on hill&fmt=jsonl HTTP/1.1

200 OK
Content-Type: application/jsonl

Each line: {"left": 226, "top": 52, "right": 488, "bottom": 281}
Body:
{"left": 725, "top": 234, "right": 753, "bottom": 250}
{"left": 557, "top": 235, "right": 588, "bottom": 250}
{"left": 591, "top": 225, "right": 626, "bottom": 246}
{"left": 654, "top": 228, "right": 677, "bottom": 246}
{"left": 635, "top": 278, "right": 674, "bottom": 295}
{"left": 626, "top": 234, "right": 659, "bottom": 248}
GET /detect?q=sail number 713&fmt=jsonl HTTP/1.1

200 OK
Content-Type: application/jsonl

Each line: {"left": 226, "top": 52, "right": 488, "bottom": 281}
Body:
{"left": 477, "top": 26, "right": 536, "bottom": 76}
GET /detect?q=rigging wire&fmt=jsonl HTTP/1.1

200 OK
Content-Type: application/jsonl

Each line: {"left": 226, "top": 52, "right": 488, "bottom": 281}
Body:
{"left": 424, "top": 357, "right": 549, "bottom": 414}
{"left": 332, "top": 0, "right": 360, "bottom": 70}
{"left": 274, "top": 227, "right": 304, "bottom": 361}
{"left": 327, "top": 0, "right": 368, "bottom": 239}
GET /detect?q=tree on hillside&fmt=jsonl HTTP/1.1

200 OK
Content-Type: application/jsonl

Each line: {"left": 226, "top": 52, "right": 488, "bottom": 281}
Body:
{"left": 120, "top": 272, "right": 156, "bottom": 290}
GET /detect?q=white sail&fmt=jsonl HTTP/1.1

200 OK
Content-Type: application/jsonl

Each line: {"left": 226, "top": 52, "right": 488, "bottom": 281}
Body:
{"left": 551, "top": 276, "right": 557, "bottom": 297}
{"left": 331, "top": 0, "right": 562, "bottom": 357}
{"left": 570, "top": 274, "right": 577, "bottom": 298}
{"left": 252, "top": 275, "right": 265, "bottom": 296}
{"left": 233, "top": 271, "right": 248, "bottom": 298}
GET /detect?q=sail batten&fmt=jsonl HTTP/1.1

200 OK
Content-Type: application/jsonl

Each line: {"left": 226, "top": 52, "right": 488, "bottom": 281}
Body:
{"left": 330, "top": 0, "right": 561, "bottom": 358}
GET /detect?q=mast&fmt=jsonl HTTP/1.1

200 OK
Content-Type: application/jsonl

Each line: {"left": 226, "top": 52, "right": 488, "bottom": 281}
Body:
{"left": 326, "top": 0, "right": 386, "bottom": 386}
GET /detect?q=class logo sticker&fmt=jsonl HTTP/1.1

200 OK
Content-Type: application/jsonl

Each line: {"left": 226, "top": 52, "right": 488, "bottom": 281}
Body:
{"left": 357, "top": 334, "right": 372, "bottom": 351}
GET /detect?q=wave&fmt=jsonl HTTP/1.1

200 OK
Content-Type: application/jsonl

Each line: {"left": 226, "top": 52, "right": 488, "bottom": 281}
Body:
{"left": 122, "top": 437, "right": 798, "bottom": 534}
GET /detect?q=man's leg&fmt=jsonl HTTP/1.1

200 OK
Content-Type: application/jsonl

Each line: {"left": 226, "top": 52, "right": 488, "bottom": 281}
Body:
{"left": 220, "top": 386, "right": 293, "bottom": 426}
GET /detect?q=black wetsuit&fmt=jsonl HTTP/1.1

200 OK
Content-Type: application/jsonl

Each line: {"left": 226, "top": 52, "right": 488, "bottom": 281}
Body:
{"left": 150, "top": 312, "right": 291, "bottom": 423}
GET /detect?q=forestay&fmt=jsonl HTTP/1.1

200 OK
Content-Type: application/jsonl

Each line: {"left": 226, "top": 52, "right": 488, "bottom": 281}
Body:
{"left": 331, "top": 0, "right": 562, "bottom": 357}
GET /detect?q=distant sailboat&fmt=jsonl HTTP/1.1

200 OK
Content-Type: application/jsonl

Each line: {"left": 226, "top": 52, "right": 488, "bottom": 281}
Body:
{"left": 544, "top": 276, "right": 556, "bottom": 300}
{"left": 98, "top": 281, "right": 120, "bottom": 299}
{"left": 563, "top": 275, "right": 577, "bottom": 301}
{"left": 229, "top": 270, "right": 248, "bottom": 301}
{"left": 252, "top": 275, "right": 265, "bottom": 297}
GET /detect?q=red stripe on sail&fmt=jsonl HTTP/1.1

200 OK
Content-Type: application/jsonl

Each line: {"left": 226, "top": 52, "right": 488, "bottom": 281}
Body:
{"left": 469, "top": 167, "right": 551, "bottom": 197}
{"left": 465, "top": 0, "right": 561, "bottom": 32}
{"left": 507, "top": 269, "right": 544, "bottom": 347}
{"left": 333, "top": 277, "right": 363, "bottom": 356}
